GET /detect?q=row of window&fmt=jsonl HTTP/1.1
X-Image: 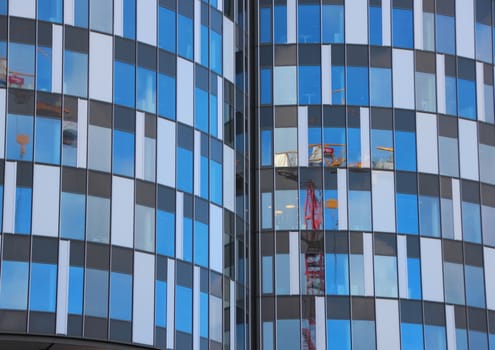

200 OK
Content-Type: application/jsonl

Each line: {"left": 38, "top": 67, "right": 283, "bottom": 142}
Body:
{"left": 259, "top": 296, "right": 495, "bottom": 350}
{"left": 259, "top": 0, "right": 495, "bottom": 64}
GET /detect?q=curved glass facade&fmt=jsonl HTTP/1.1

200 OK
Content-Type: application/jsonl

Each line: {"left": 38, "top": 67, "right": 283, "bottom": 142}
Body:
{"left": 0, "top": 0, "right": 251, "bottom": 349}
{"left": 255, "top": 0, "right": 495, "bottom": 349}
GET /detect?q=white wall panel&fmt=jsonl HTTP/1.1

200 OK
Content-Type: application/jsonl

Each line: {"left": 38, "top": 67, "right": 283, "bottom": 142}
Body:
{"left": 364, "top": 233, "right": 374, "bottom": 296}
{"left": 376, "top": 299, "right": 400, "bottom": 350}
{"left": 274, "top": 66, "right": 297, "bottom": 105}
{"left": 223, "top": 18, "right": 234, "bottom": 83}
{"left": 210, "top": 204, "right": 223, "bottom": 273}
{"left": 217, "top": 76, "right": 223, "bottom": 140}
{"left": 458, "top": 119, "right": 479, "bottom": 180}
{"left": 210, "top": 295, "right": 223, "bottom": 342}
{"left": 322, "top": 45, "right": 332, "bottom": 104}
{"left": 135, "top": 112, "right": 145, "bottom": 179}
{"left": 177, "top": 58, "right": 194, "bottom": 126}
{"left": 345, "top": 0, "right": 368, "bottom": 44}
{"left": 230, "top": 281, "right": 235, "bottom": 349}
{"left": 421, "top": 238, "right": 444, "bottom": 302}
{"left": 298, "top": 107, "right": 308, "bottom": 167}
{"left": 2, "top": 161, "right": 16, "bottom": 233}
{"left": 157, "top": 118, "right": 175, "bottom": 187}
{"left": 0, "top": 89, "right": 5, "bottom": 158}
{"left": 436, "top": 54, "right": 446, "bottom": 114}
{"left": 315, "top": 296, "right": 326, "bottom": 350}
{"left": 414, "top": 0, "right": 423, "bottom": 49}
{"left": 416, "top": 113, "right": 438, "bottom": 174}
{"left": 477, "top": 61, "right": 486, "bottom": 122}
{"left": 77, "top": 99, "right": 88, "bottom": 168}
{"left": 452, "top": 179, "right": 462, "bottom": 240}
{"left": 223, "top": 145, "right": 235, "bottom": 212}
{"left": 193, "top": 266, "right": 200, "bottom": 350}
{"left": 166, "top": 259, "right": 176, "bottom": 349}
{"left": 176, "top": 192, "right": 184, "bottom": 260}
{"left": 456, "top": 0, "right": 475, "bottom": 58}
{"left": 113, "top": 0, "right": 123, "bottom": 36}
{"left": 382, "top": 0, "right": 391, "bottom": 46}
{"left": 337, "top": 169, "right": 348, "bottom": 230}
{"left": 287, "top": 0, "right": 296, "bottom": 43}
{"left": 194, "top": 131, "right": 201, "bottom": 196}
{"left": 32, "top": 165, "right": 60, "bottom": 236}
{"left": 52, "top": 25, "right": 63, "bottom": 94}
{"left": 393, "top": 49, "right": 415, "bottom": 109}
{"left": 372, "top": 171, "right": 395, "bottom": 232}
{"left": 445, "top": 305, "right": 456, "bottom": 350}
{"left": 133, "top": 252, "right": 155, "bottom": 345}
{"left": 397, "top": 235, "right": 408, "bottom": 298}
{"left": 56, "top": 240, "right": 70, "bottom": 335}
{"left": 89, "top": 32, "right": 113, "bottom": 103}
{"left": 289, "top": 231, "right": 300, "bottom": 295}
{"left": 194, "top": 0, "right": 201, "bottom": 63}
{"left": 9, "top": 0, "right": 35, "bottom": 18}
{"left": 111, "top": 176, "right": 134, "bottom": 248}
{"left": 137, "top": 0, "right": 157, "bottom": 46}
{"left": 484, "top": 247, "right": 495, "bottom": 310}
{"left": 64, "top": 0, "right": 75, "bottom": 26}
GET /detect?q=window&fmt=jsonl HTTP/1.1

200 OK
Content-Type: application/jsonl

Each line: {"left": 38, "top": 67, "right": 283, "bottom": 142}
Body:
{"left": 60, "top": 192, "right": 86, "bottom": 240}
{"left": 84, "top": 268, "right": 109, "bottom": 318}
{"left": 298, "top": 4, "right": 320, "bottom": 43}
{"left": 0, "top": 261, "right": 29, "bottom": 310}
{"left": 392, "top": 3, "right": 413, "bottom": 48}
{"left": 369, "top": 3, "right": 382, "bottom": 45}
{"left": 178, "top": 14, "right": 193, "bottom": 59}
{"left": 260, "top": 7, "right": 272, "bottom": 44}
{"left": 7, "top": 114, "right": 34, "bottom": 161}
{"left": 110, "top": 272, "right": 132, "bottom": 321}
{"left": 299, "top": 66, "right": 321, "bottom": 105}
{"left": 274, "top": 5, "right": 287, "bottom": 44}
{"left": 90, "top": 0, "right": 112, "bottom": 33}
{"left": 114, "top": 61, "right": 135, "bottom": 108}
{"left": 137, "top": 67, "right": 156, "bottom": 113}
{"left": 64, "top": 50, "right": 88, "bottom": 97}
{"left": 323, "top": 4, "right": 344, "bottom": 43}
{"left": 9, "top": 43, "right": 35, "bottom": 90}
{"left": 38, "top": 0, "right": 62, "bottom": 23}
{"left": 29, "top": 263, "right": 57, "bottom": 312}
{"left": 35, "top": 117, "right": 61, "bottom": 164}
{"left": 159, "top": 6, "right": 176, "bottom": 53}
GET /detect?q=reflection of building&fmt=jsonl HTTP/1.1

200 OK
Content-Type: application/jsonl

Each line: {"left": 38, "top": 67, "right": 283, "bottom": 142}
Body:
{"left": 0, "top": 2, "right": 250, "bottom": 350}
{"left": 256, "top": 1, "right": 495, "bottom": 350}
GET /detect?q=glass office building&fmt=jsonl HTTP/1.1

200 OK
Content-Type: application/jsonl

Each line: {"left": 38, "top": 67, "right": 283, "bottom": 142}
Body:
{"left": 0, "top": 0, "right": 251, "bottom": 349}
{"left": 255, "top": 0, "right": 495, "bottom": 349}
{"left": 1, "top": 0, "right": 495, "bottom": 349}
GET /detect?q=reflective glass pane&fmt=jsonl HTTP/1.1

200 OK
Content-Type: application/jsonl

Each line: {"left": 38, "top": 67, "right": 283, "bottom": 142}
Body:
{"left": 113, "top": 130, "right": 135, "bottom": 177}
{"left": 114, "top": 61, "right": 135, "bottom": 108}
{"left": 7, "top": 114, "right": 34, "bottom": 161}
{"left": 137, "top": 67, "right": 156, "bottom": 113}
{"left": 60, "top": 192, "right": 86, "bottom": 240}
{"left": 29, "top": 263, "right": 57, "bottom": 312}
{"left": 84, "top": 268, "right": 108, "bottom": 317}
{"left": 35, "top": 117, "right": 61, "bottom": 164}
{"left": 110, "top": 272, "right": 132, "bottom": 321}
{"left": 9, "top": 43, "right": 35, "bottom": 90}
{"left": 0, "top": 261, "right": 29, "bottom": 310}
{"left": 64, "top": 51, "right": 88, "bottom": 97}
{"left": 38, "top": 0, "right": 62, "bottom": 23}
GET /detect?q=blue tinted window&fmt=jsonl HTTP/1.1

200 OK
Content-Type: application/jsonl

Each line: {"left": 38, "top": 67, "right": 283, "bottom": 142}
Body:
{"left": 470, "top": 330, "right": 489, "bottom": 350}
{"left": 114, "top": 61, "right": 135, "bottom": 108}
{"left": 85, "top": 268, "right": 108, "bottom": 318}
{"left": 401, "top": 323, "right": 424, "bottom": 350}
{"left": 299, "top": 66, "right": 321, "bottom": 105}
{"left": 158, "top": 73, "right": 176, "bottom": 120}
{"left": 324, "top": 189, "right": 338, "bottom": 229}
{"left": 38, "top": 0, "right": 62, "bottom": 23}
{"left": 183, "top": 217, "right": 193, "bottom": 262}
{"left": 159, "top": 7, "right": 176, "bottom": 53}
{"left": 477, "top": 23, "right": 492, "bottom": 63}
{"left": 327, "top": 319, "right": 351, "bottom": 350}
{"left": 157, "top": 209, "right": 175, "bottom": 257}
{"left": 261, "top": 68, "right": 272, "bottom": 104}
{"left": 123, "top": 0, "right": 136, "bottom": 39}
{"left": 113, "top": 130, "right": 135, "bottom": 177}
{"left": 15, "top": 187, "right": 32, "bottom": 234}
{"left": 137, "top": 67, "right": 156, "bottom": 113}
{"left": 64, "top": 51, "right": 88, "bottom": 97}
{"left": 176, "top": 285, "right": 192, "bottom": 333}
{"left": 347, "top": 66, "right": 368, "bottom": 106}
{"left": 274, "top": 5, "right": 287, "bottom": 44}
{"left": 110, "top": 272, "right": 132, "bottom": 321}
{"left": 7, "top": 114, "right": 33, "bottom": 161}
{"left": 374, "top": 255, "right": 397, "bottom": 297}
{"left": 37, "top": 47, "right": 52, "bottom": 91}
{"left": 396, "top": 193, "right": 419, "bottom": 234}
{"left": 9, "top": 43, "right": 35, "bottom": 90}
{"left": 298, "top": 5, "right": 320, "bottom": 43}
{"left": 61, "top": 192, "right": 86, "bottom": 240}
{"left": 352, "top": 320, "right": 376, "bottom": 349}
{"left": 177, "top": 147, "right": 193, "bottom": 193}
{"left": 348, "top": 190, "right": 371, "bottom": 231}
{"left": 445, "top": 76, "right": 457, "bottom": 116}
{"left": 371, "top": 128, "right": 393, "bottom": 169}
{"left": 332, "top": 66, "right": 345, "bottom": 104}
{"left": 370, "top": 68, "right": 391, "bottom": 107}
{"left": 425, "top": 325, "right": 446, "bottom": 350}
{"left": 436, "top": 15, "right": 455, "bottom": 54}
{"left": 194, "top": 221, "right": 208, "bottom": 267}
{"left": 0, "top": 261, "right": 29, "bottom": 310}
{"left": 195, "top": 88, "right": 209, "bottom": 132}
{"left": 419, "top": 195, "right": 441, "bottom": 237}
{"left": 210, "top": 160, "right": 222, "bottom": 205}
{"left": 261, "top": 129, "right": 272, "bottom": 166}
{"left": 262, "top": 256, "right": 273, "bottom": 294}
{"left": 347, "top": 126, "right": 361, "bottom": 168}
{"left": 260, "top": 7, "right": 272, "bottom": 43}
{"left": 395, "top": 130, "right": 416, "bottom": 171}
{"left": 74, "top": 0, "right": 89, "bottom": 27}
{"left": 277, "top": 319, "right": 300, "bottom": 349}
{"left": 200, "top": 155, "right": 209, "bottom": 199}
{"left": 200, "top": 292, "right": 208, "bottom": 338}
{"left": 458, "top": 78, "right": 477, "bottom": 119}
{"left": 210, "top": 94, "right": 218, "bottom": 137}
{"left": 326, "top": 253, "right": 349, "bottom": 295}
{"left": 156, "top": 280, "right": 167, "bottom": 327}
{"left": 30, "top": 263, "right": 57, "bottom": 312}
{"left": 178, "top": 14, "right": 193, "bottom": 59}
{"left": 35, "top": 117, "right": 61, "bottom": 164}
{"left": 0, "top": 0, "right": 6, "bottom": 14}
{"left": 201, "top": 26, "right": 209, "bottom": 66}
{"left": 211, "top": 31, "right": 222, "bottom": 74}
{"left": 323, "top": 5, "right": 344, "bottom": 43}
{"left": 393, "top": 8, "right": 413, "bottom": 48}
{"left": 462, "top": 202, "right": 481, "bottom": 243}
{"left": 465, "top": 265, "right": 485, "bottom": 307}
{"left": 68, "top": 266, "right": 83, "bottom": 314}
{"left": 407, "top": 257, "right": 422, "bottom": 299}
{"left": 369, "top": 6, "right": 382, "bottom": 45}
